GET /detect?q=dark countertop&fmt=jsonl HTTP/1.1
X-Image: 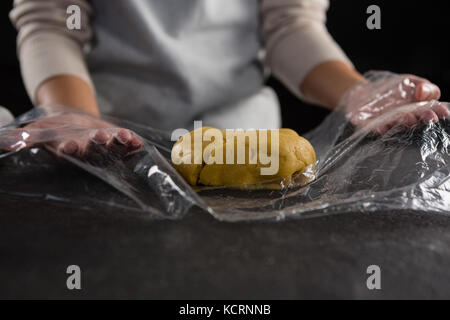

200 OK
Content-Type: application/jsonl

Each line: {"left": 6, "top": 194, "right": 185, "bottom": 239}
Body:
{"left": 1, "top": 194, "right": 450, "bottom": 299}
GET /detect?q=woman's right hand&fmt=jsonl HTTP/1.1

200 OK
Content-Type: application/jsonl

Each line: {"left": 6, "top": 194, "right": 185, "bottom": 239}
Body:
{"left": 2, "top": 105, "right": 142, "bottom": 163}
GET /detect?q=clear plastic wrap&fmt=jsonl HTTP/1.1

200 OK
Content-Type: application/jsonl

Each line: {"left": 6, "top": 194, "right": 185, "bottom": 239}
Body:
{"left": 1, "top": 72, "right": 449, "bottom": 221}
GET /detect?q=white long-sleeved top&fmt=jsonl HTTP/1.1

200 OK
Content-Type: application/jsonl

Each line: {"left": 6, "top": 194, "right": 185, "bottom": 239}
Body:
{"left": 10, "top": 0, "right": 352, "bottom": 130}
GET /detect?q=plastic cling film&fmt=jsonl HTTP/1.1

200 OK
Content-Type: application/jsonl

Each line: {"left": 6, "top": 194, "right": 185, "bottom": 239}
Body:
{"left": 0, "top": 106, "right": 14, "bottom": 127}
{"left": 1, "top": 72, "right": 450, "bottom": 221}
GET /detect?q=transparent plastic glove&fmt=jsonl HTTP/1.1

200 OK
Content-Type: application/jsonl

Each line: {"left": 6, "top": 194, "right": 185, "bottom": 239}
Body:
{"left": 1, "top": 104, "right": 142, "bottom": 164}
{"left": 341, "top": 71, "right": 450, "bottom": 135}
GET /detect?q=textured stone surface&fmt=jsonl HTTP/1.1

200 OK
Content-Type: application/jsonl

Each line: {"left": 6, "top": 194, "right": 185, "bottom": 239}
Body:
{"left": 1, "top": 194, "right": 450, "bottom": 299}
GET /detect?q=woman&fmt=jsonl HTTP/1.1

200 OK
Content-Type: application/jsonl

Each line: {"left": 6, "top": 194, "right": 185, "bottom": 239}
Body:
{"left": 9, "top": 0, "right": 448, "bottom": 159}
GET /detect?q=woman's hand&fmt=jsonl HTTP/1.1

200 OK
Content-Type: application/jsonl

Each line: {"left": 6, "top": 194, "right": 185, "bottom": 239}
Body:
{"left": 2, "top": 105, "right": 142, "bottom": 163}
{"left": 341, "top": 72, "right": 450, "bottom": 135}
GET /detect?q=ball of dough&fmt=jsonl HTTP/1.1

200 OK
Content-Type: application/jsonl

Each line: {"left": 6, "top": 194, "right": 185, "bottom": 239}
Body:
{"left": 171, "top": 127, "right": 316, "bottom": 187}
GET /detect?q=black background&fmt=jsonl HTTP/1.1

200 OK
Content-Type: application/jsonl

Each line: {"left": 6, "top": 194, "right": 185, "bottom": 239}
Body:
{"left": 1, "top": 0, "right": 449, "bottom": 133}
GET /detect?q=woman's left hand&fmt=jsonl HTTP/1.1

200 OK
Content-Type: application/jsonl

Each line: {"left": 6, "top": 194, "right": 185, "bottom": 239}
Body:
{"left": 342, "top": 72, "right": 450, "bottom": 135}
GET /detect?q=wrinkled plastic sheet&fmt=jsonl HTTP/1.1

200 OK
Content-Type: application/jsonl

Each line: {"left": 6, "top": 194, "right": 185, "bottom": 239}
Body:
{"left": 1, "top": 94, "right": 449, "bottom": 223}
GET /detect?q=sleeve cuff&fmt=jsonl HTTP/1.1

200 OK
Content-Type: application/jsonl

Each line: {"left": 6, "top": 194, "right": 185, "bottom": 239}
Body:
{"left": 266, "top": 23, "right": 353, "bottom": 102}
{"left": 19, "top": 31, "right": 94, "bottom": 104}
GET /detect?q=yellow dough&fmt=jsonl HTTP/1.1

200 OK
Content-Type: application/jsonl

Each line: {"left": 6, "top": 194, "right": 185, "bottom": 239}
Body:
{"left": 171, "top": 127, "right": 316, "bottom": 187}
